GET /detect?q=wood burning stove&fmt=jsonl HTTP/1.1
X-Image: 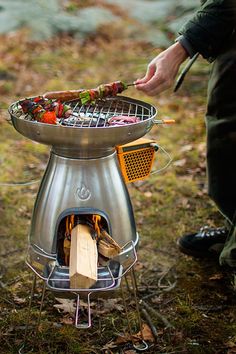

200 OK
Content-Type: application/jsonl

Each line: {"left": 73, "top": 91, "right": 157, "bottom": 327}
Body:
{"left": 9, "top": 95, "right": 158, "bottom": 349}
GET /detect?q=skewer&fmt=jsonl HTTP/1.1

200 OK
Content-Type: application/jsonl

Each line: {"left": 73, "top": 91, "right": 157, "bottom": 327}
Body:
{"left": 126, "top": 82, "right": 136, "bottom": 87}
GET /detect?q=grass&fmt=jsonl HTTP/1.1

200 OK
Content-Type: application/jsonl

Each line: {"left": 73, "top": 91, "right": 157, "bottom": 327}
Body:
{"left": 0, "top": 23, "right": 235, "bottom": 354}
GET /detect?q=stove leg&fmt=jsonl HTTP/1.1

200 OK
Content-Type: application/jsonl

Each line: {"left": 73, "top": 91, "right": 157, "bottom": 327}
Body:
{"left": 19, "top": 274, "right": 47, "bottom": 353}
{"left": 121, "top": 269, "right": 148, "bottom": 351}
{"left": 35, "top": 281, "right": 46, "bottom": 335}
{"left": 18, "top": 273, "right": 37, "bottom": 354}
{"left": 97, "top": 297, "right": 103, "bottom": 337}
{"left": 75, "top": 293, "right": 92, "bottom": 329}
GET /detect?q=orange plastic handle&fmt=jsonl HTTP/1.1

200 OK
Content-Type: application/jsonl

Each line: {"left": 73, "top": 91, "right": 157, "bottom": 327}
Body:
{"left": 153, "top": 119, "right": 175, "bottom": 124}
{"left": 162, "top": 119, "right": 175, "bottom": 124}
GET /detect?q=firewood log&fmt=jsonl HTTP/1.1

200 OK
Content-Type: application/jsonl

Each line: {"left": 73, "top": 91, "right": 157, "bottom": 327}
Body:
{"left": 98, "top": 230, "right": 121, "bottom": 258}
{"left": 69, "top": 224, "right": 97, "bottom": 289}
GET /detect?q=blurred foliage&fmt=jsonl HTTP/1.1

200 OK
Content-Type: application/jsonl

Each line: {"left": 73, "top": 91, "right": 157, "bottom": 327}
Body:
{"left": 0, "top": 0, "right": 198, "bottom": 45}
{"left": 104, "top": 0, "right": 198, "bottom": 23}
{"left": 0, "top": 0, "right": 117, "bottom": 40}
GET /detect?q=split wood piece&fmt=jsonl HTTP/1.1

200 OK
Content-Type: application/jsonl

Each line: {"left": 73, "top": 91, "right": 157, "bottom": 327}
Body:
{"left": 69, "top": 224, "right": 98, "bottom": 289}
{"left": 63, "top": 238, "right": 71, "bottom": 267}
{"left": 98, "top": 230, "right": 122, "bottom": 259}
{"left": 98, "top": 254, "right": 110, "bottom": 267}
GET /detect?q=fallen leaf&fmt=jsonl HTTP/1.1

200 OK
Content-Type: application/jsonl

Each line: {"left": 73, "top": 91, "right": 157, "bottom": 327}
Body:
{"left": 101, "top": 340, "right": 118, "bottom": 350}
{"left": 144, "top": 191, "right": 152, "bottom": 198}
{"left": 115, "top": 334, "right": 131, "bottom": 345}
{"left": 181, "top": 197, "right": 190, "bottom": 208}
{"left": 13, "top": 295, "right": 27, "bottom": 305}
{"left": 115, "top": 323, "right": 155, "bottom": 344}
{"left": 79, "top": 299, "right": 96, "bottom": 308}
{"left": 151, "top": 295, "right": 162, "bottom": 304}
{"left": 133, "top": 323, "right": 155, "bottom": 343}
{"left": 180, "top": 144, "right": 193, "bottom": 153}
{"left": 54, "top": 298, "right": 76, "bottom": 315}
{"left": 225, "top": 340, "right": 236, "bottom": 349}
{"left": 95, "top": 298, "right": 124, "bottom": 315}
{"left": 209, "top": 273, "right": 224, "bottom": 281}
{"left": 197, "top": 142, "right": 206, "bottom": 153}
{"left": 173, "top": 158, "right": 186, "bottom": 167}
{"left": 59, "top": 315, "right": 74, "bottom": 325}
{"left": 134, "top": 261, "right": 145, "bottom": 271}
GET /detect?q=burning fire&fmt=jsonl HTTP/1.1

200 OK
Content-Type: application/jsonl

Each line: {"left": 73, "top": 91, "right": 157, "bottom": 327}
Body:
{"left": 65, "top": 214, "right": 102, "bottom": 240}
{"left": 66, "top": 215, "right": 75, "bottom": 237}
{"left": 62, "top": 214, "right": 120, "bottom": 267}
{"left": 92, "top": 214, "right": 102, "bottom": 238}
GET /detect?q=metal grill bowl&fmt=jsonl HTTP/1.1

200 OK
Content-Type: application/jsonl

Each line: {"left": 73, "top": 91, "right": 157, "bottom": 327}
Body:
{"left": 9, "top": 96, "right": 157, "bottom": 156}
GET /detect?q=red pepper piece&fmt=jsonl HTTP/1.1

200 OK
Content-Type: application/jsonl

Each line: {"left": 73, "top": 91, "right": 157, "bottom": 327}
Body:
{"left": 57, "top": 102, "right": 65, "bottom": 118}
{"left": 39, "top": 111, "right": 57, "bottom": 124}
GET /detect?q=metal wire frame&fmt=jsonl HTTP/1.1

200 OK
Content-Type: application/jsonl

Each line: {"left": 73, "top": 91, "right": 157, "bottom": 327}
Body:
{"left": 59, "top": 97, "right": 154, "bottom": 128}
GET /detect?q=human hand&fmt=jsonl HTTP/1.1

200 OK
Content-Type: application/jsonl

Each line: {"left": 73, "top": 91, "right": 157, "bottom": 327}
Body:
{"left": 135, "top": 42, "right": 188, "bottom": 96}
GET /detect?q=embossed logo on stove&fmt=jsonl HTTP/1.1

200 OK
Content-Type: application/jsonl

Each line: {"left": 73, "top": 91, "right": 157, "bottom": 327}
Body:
{"left": 76, "top": 183, "right": 91, "bottom": 200}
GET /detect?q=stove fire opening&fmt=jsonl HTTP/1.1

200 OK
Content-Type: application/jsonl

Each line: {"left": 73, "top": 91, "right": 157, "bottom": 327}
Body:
{"left": 57, "top": 214, "right": 121, "bottom": 268}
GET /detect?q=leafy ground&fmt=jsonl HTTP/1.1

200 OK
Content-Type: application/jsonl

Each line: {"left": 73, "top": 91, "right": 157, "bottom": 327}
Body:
{"left": 0, "top": 6, "right": 236, "bottom": 354}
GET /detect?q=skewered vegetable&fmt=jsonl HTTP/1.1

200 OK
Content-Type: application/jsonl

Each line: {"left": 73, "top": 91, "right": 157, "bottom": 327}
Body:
{"left": 19, "top": 97, "right": 72, "bottom": 124}
{"left": 43, "top": 81, "right": 128, "bottom": 103}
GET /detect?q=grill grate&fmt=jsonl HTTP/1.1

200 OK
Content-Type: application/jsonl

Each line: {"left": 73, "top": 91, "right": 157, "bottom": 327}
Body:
{"left": 59, "top": 97, "right": 154, "bottom": 128}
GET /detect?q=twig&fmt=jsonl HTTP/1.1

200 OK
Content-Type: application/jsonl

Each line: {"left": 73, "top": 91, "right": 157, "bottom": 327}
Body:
{"left": 6, "top": 275, "right": 23, "bottom": 286}
{"left": 138, "top": 285, "right": 160, "bottom": 292}
{"left": 157, "top": 268, "right": 178, "bottom": 292}
{"left": 161, "top": 280, "right": 177, "bottom": 292}
{"left": 140, "top": 300, "right": 174, "bottom": 329}
{"left": 0, "top": 295, "right": 15, "bottom": 306}
{"left": 111, "top": 317, "right": 123, "bottom": 337}
{"left": 142, "top": 291, "right": 161, "bottom": 300}
{"left": 140, "top": 308, "right": 159, "bottom": 341}
{"left": 162, "top": 297, "right": 177, "bottom": 306}
{"left": 158, "top": 351, "right": 188, "bottom": 354}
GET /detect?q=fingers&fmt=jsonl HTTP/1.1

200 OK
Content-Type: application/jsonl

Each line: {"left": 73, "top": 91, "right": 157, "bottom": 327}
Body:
{"left": 135, "top": 63, "right": 156, "bottom": 85}
{"left": 136, "top": 72, "right": 171, "bottom": 96}
{"left": 135, "top": 61, "right": 170, "bottom": 96}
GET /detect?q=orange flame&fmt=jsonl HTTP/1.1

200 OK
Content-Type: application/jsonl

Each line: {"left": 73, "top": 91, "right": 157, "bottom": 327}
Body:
{"left": 92, "top": 215, "right": 101, "bottom": 237}
{"left": 66, "top": 215, "right": 75, "bottom": 237}
{"left": 69, "top": 215, "right": 75, "bottom": 233}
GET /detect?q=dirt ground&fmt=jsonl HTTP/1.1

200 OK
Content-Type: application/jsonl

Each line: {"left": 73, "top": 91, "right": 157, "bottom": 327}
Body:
{"left": 0, "top": 24, "right": 236, "bottom": 354}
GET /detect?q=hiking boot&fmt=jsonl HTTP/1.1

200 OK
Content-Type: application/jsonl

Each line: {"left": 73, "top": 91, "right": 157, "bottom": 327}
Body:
{"left": 177, "top": 226, "right": 229, "bottom": 258}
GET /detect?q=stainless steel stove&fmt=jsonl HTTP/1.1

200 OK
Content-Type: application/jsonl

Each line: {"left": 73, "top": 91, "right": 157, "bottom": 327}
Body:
{"left": 9, "top": 95, "right": 157, "bottom": 334}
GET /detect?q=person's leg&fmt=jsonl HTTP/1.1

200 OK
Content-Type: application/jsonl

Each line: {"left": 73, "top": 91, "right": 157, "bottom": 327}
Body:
{"left": 178, "top": 47, "right": 236, "bottom": 263}
{"left": 206, "top": 48, "right": 236, "bottom": 265}
{"left": 220, "top": 223, "right": 236, "bottom": 268}
{"left": 206, "top": 49, "right": 236, "bottom": 222}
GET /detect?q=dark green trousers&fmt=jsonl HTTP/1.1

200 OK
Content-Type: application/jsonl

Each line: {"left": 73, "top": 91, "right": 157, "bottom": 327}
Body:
{"left": 206, "top": 41, "right": 236, "bottom": 266}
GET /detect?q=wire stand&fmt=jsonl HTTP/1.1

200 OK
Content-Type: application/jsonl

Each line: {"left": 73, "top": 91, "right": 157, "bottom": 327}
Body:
{"left": 18, "top": 274, "right": 46, "bottom": 354}
{"left": 121, "top": 268, "right": 148, "bottom": 351}
{"left": 18, "top": 258, "right": 149, "bottom": 352}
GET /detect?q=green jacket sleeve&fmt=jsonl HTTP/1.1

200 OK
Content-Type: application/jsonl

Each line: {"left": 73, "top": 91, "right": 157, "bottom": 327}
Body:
{"left": 179, "top": 0, "right": 236, "bottom": 61}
